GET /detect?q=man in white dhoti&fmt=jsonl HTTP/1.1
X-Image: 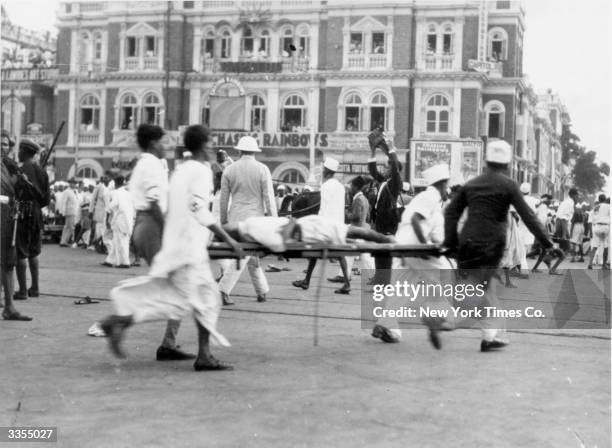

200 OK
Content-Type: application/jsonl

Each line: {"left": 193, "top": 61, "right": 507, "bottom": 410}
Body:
{"left": 101, "top": 125, "right": 243, "bottom": 371}
{"left": 103, "top": 175, "right": 134, "bottom": 268}
{"left": 371, "top": 164, "right": 452, "bottom": 347}
{"left": 515, "top": 182, "right": 538, "bottom": 275}
{"left": 217, "top": 136, "right": 276, "bottom": 305}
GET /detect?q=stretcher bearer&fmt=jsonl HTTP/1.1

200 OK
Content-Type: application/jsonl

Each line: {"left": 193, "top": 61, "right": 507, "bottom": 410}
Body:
{"left": 372, "top": 164, "right": 452, "bottom": 345}
{"left": 443, "top": 139, "right": 552, "bottom": 352}
{"left": 101, "top": 125, "right": 243, "bottom": 371}
{"left": 129, "top": 124, "right": 192, "bottom": 361}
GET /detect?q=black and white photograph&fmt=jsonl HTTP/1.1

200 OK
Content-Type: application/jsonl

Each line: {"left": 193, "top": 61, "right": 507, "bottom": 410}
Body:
{"left": 0, "top": 0, "right": 610, "bottom": 446}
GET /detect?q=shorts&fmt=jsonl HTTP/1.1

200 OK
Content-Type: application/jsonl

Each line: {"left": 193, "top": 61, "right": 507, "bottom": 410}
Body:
{"left": 0, "top": 204, "right": 16, "bottom": 269}
{"left": 592, "top": 223, "right": 609, "bottom": 249}
{"left": 16, "top": 216, "right": 42, "bottom": 259}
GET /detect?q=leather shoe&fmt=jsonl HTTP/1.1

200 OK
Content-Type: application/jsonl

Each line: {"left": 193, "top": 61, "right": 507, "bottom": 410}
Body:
{"left": 13, "top": 292, "right": 27, "bottom": 301}
{"left": 221, "top": 292, "right": 234, "bottom": 306}
{"left": 156, "top": 346, "right": 196, "bottom": 361}
{"left": 327, "top": 275, "right": 346, "bottom": 283}
{"left": 257, "top": 294, "right": 266, "bottom": 303}
{"left": 371, "top": 324, "right": 399, "bottom": 343}
{"left": 480, "top": 338, "right": 509, "bottom": 352}
{"left": 292, "top": 279, "right": 309, "bottom": 290}
{"left": 27, "top": 288, "right": 39, "bottom": 297}
{"left": 100, "top": 315, "right": 133, "bottom": 359}
{"left": 194, "top": 356, "right": 234, "bottom": 371}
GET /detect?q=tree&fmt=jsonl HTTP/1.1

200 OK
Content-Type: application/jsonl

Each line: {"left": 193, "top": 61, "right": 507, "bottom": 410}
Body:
{"left": 572, "top": 151, "right": 606, "bottom": 193}
{"left": 560, "top": 124, "right": 581, "bottom": 164}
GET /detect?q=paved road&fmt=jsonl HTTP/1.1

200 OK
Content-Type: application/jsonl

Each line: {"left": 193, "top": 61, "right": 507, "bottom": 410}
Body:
{"left": 0, "top": 246, "right": 609, "bottom": 447}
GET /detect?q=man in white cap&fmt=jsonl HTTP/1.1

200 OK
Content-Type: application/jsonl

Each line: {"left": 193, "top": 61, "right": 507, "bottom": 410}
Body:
{"left": 218, "top": 136, "right": 276, "bottom": 305}
{"left": 515, "top": 182, "right": 539, "bottom": 274}
{"left": 292, "top": 157, "right": 352, "bottom": 294}
{"left": 372, "top": 164, "right": 452, "bottom": 345}
{"left": 442, "top": 139, "right": 552, "bottom": 352}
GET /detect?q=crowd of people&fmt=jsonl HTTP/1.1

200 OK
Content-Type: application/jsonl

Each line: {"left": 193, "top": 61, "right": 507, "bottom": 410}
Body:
{"left": 1, "top": 124, "right": 609, "bottom": 369}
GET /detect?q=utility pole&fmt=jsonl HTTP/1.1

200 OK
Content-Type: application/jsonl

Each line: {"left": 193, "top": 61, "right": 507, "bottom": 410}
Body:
{"left": 74, "top": 16, "right": 82, "bottom": 178}
{"left": 164, "top": 1, "right": 171, "bottom": 130}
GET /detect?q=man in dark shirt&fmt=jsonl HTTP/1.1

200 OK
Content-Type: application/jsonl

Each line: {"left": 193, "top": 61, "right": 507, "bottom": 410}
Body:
{"left": 1, "top": 130, "right": 32, "bottom": 320}
{"left": 443, "top": 139, "right": 552, "bottom": 352}
{"left": 13, "top": 139, "right": 50, "bottom": 301}
{"left": 367, "top": 129, "right": 401, "bottom": 285}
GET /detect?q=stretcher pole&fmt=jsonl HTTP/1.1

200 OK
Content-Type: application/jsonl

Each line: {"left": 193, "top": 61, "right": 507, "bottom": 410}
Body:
{"left": 314, "top": 248, "right": 328, "bottom": 347}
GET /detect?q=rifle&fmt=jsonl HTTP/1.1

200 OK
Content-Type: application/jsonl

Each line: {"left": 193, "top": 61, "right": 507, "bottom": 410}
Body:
{"left": 40, "top": 120, "right": 65, "bottom": 167}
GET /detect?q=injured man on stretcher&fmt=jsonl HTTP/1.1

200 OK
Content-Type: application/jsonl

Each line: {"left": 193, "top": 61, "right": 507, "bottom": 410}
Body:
{"left": 222, "top": 215, "right": 395, "bottom": 253}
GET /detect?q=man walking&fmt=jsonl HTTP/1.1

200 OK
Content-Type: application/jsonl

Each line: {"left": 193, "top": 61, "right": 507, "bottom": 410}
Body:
{"left": 88, "top": 176, "right": 110, "bottom": 250}
{"left": 218, "top": 136, "right": 276, "bottom": 305}
{"left": 101, "top": 125, "right": 243, "bottom": 371}
{"left": 555, "top": 187, "right": 579, "bottom": 254}
{"left": 59, "top": 178, "right": 79, "bottom": 247}
{"left": 129, "top": 124, "right": 193, "bottom": 361}
{"left": 13, "top": 139, "right": 50, "bottom": 300}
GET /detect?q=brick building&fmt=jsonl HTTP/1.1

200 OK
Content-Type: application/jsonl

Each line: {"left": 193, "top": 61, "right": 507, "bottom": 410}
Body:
{"left": 0, "top": 0, "right": 569, "bottom": 192}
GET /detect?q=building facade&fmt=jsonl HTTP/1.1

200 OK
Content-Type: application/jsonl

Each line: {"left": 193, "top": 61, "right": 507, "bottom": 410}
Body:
{"left": 0, "top": 0, "right": 568, "bottom": 192}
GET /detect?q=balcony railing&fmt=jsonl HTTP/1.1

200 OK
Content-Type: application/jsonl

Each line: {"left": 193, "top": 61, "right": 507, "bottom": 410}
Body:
{"left": 345, "top": 53, "right": 388, "bottom": 70}
{"left": 423, "top": 53, "right": 455, "bottom": 71}
{"left": 1, "top": 67, "right": 59, "bottom": 82}
{"left": 78, "top": 132, "right": 100, "bottom": 145}
{"left": 143, "top": 57, "right": 158, "bottom": 70}
{"left": 202, "top": 59, "right": 219, "bottom": 73}
{"left": 220, "top": 61, "right": 282, "bottom": 73}
{"left": 124, "top": 58, "right": 139, "bottom": 70}
{"left": 489, "top": 61, "right": 503, "bottom": 78}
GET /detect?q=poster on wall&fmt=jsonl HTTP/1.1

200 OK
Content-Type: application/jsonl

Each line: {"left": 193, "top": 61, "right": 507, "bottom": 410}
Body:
{"left": 209, "top": 96, "right": 246, "bottom": 130}
{"left": 460, "top": 141, "right": 482, "bottom": 183}
{"left": 412, "top": 142, "right": 452, "bottom": 186}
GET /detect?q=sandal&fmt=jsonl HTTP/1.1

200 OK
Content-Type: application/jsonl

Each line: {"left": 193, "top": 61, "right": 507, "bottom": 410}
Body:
{"left": 2, "top": 310, "right": 32, "bottom": 321}
{"left": 74, "top": 296, "right": 100, "bottom": 305}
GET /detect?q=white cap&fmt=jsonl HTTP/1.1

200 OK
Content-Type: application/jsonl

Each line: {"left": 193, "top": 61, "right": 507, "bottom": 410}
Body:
{"left": 277, "top": 184, "right": 286, "bottom": 190}
{"left": 323, "top": 157, "right": 340, "bottom": 172}
{"left": 520, "top": 182, "right": 531, "bottom": 194}
{"left": 486, "top": 139, "right": 512, "bottom": 164}
{"left": 402, "top": 182, "right": 410, "bottom": 192}
{"left": 303, "top": 185, "right": 313, "bottom": 192}
{"left": 234, "top": 136, "right": 262, "bottom": 152}
{"left": 423, "top": 164, "right": 450, "bottom": 186}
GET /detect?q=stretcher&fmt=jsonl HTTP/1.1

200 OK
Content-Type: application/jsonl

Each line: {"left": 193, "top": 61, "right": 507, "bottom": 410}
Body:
{"left": 209, "top": 241, "right": 447, "bottom": 347}
{"left": 208, "top": 241, "right": 444, "bottom": 259}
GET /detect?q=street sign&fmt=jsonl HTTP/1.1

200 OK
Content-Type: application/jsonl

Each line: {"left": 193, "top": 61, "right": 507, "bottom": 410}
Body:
{"left": 468, "top": 59, "right": 494, "bottom": 73}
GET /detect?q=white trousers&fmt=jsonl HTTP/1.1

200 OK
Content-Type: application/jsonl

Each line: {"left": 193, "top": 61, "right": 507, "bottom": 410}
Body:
{"left": 218, "top": 256, "right": 269, "bottom": 296}
{"left": 111, "top": 262, "right": 229, "bottom": 347}
{"left": 106, "top": 228, "right": 131, "bottom": 266}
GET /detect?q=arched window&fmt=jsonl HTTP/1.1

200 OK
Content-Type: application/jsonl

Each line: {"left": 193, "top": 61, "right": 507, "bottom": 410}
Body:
{"left": 241, "top": 26, "right": 254, "bottom": 57}
{"left": 80, "top": 94, "right": 100, "bottom": 132}
{"left": 76, "top": 166, "right": 97, "bottom": 180}
{"left": 426, "top": 24, "right": 437, "bottom": 53}
{"left": 485, "top": 101, "right": 505, "bottom": 138}
{"left": 119, "top": 93, "right": 138, "bottom": 130}
{"left": 280, "top": 169, "right": 305, "bottom": 185}
{"left": 202, "top": 29, "right": 215, "bottom": 59}
{"left": 249, "top": 95, "right": 266, "bottom": 131}
{"left": 142, "top": 93, "right": 162, "bottom": 125}
{"left": 370, "top": 92, "right": 388, "bottom": 130}
{"left": 258, "top": 29, "right": 271, "bottom": 57}
{"left": 220, "top": 28, "right": 232, "bottom": 59}
{"left": 296, "top": 24, "right": 310, "bottom": 59}
{"left": 425, "top": 94, "right": 450, "bottom": 134}
{"left": 488, "top": 28, "right": 508, "bottom": 61}
{"left": 281, "top": 28, "right": 294, "bottom": 57}
{"left": 201, "top": 95, "right": 210, "bottom": 126}
{"left": 93, "top": 32, "right": 103, "bottom": 60}
{"left": 442, "top": 25, "right": 453, "bottom": 54}
{"left": 343, "top": 93, "right": 362, "bottom": 131}
{"left": 281, "top": 94, "right": 306, "bottom": 131}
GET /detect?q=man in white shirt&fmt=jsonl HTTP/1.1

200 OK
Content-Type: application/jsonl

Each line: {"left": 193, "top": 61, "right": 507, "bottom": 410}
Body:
{"left": 102, "top": 175, "right": 134, "bottom": 268}
{"left": 587, "top": 194, "right": 610, "bottom": 269}
{"left": 59, "top": 179, "right": 80, "bottom": 246}
{"left": 555, "top": 187, "right": 579, "bottom": 253}
{"left": 88, "top": 176, "right": 110, "bottom": 250}
{"left": 372, "top": 164, "right": 452, "bottom": 346}
{"left": 292, "top": 157, "right": 352, "bottom": 294}
{"left": 101, "top": 125, "right": 243, "bottom": 371}
{"left": 217, "top": 136, "right": 276, "bottom": 305}
{"left": 129, "top": 124, "right": 193, "bottom": 361}
{"left": 516, "top": 182, "right": 539, "bottom": 271}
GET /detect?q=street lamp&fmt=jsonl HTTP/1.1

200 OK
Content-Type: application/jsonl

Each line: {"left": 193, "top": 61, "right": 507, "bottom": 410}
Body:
{"left": 293, "top": 50, "right": 317, "bottom": 185}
